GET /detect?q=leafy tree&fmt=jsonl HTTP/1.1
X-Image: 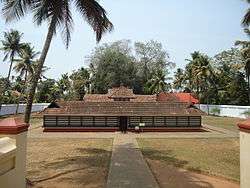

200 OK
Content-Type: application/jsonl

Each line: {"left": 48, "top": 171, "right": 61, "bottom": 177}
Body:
{"left": 13, "top": 44, "right": 39, "bottom": 114}
{"left": 242, "top": 0, "right": 250, "bottom": 27}
{"left": 235, "top": 29, "right": 250, "bottom": 103}
{"left": 184, "top": 52, "right": 215, "bottom": 99}
{"left": 89, "top": 41, "right": 138, "bottom": 93}
{"left": 134, "top": 40, "right": 174, "bottom": 85}
{"left": 0, "top": 30, "right": 24, "bottom": 85}
{"left": 1, "top": 0, "right": 113, "bottom": 123}
{"left": 70, "top": 68, "right": 90, "bottom": 100}
{"left": 144, "top": 69, "right": 171, "bottom": 94}
{"left": 57, "top": 73, "right": 71, "bottom": 100}
{"left": 173, "top": 68, "right": 186, "bottom": 91}
{"left": 35, "top": 79, "right": 59, "bottom": 103}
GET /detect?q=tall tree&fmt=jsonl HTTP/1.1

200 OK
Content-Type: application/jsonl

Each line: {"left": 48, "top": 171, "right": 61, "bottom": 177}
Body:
{"left": 57, "top": 73, "right": 71, "bottom": 100}
{"left": 235, "top": 29, "right": 250, "bottom": 103}
{"left": 88, "top": 41, "right": 138, "bottom": 93}
{"left": 242, "top": 0, "right": 250, "bottom": 27}
{"left": 70, "top": 68, "right": 90, "bottom": 100}
{"left": 184, "top": 52, "right": 215, "bottom": 103}
{"left": 13, "top": 44, "right": 39, "bottom": 114}
{"left": 173, "top": 68, "right": 186, "bottom": 91}
{"left": 0, "top": 30, "right": 24, "bottom": 84}
{"left": 2, "top": 0, "right": 113, "bottom": 123}
{"left": 144, "top": 69, "right": 170, "bottom": 94}
{"left": 134, "top": 40, "right": 173, "bottom": 85}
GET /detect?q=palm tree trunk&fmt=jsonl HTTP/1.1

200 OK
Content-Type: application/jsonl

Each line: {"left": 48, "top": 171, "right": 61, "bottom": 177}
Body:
{"left": 7, "top": 55, "right": 14, "bottom": 82}
{"left": 16, "top": 70, "right": 28, "bottom": 114}
{"left": 24, "top": 17, "right": 56, "bottom": 123}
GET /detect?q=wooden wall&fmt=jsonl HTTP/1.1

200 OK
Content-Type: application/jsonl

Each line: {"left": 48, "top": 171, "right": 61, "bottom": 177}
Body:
{"left": 44, "top": 115, "right": 201, "bottom": 128}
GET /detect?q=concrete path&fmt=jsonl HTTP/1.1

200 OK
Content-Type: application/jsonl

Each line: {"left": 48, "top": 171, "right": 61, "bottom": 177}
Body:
{"left": 107, "top": 133, "right": 159, "bottom": 188}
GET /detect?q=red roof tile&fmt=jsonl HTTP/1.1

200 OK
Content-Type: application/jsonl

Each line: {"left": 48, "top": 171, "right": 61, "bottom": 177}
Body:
{"left": 108, "top": 86, "right": 136, "bottom": 98}
{"left": 44, "top": 101, "right": 204, "bottom": 116}
{"left": 157, "top": 92, "right": 199, "bottom": 104}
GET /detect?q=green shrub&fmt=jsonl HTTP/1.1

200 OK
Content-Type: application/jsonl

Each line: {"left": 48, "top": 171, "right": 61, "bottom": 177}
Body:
{"left": 210, "top": 107, "right": 221, "bottom": 116}
{"left": 242, "top": 110, "right": 250, "bottom": 118}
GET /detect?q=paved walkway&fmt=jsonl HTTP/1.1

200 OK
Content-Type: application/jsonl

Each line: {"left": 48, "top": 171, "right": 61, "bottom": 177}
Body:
{"left": 107, "top": 133, "right": 159, "bottom": 188}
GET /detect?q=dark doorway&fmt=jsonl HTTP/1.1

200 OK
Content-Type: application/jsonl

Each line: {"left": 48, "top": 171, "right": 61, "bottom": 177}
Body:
{"left": 119, "top": 116, "right": 128, "bottom": 132}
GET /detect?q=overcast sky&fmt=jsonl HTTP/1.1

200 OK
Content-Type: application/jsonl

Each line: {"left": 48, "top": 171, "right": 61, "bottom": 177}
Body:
{"left": 0, "top": 0, "right": 249, "bottom": 79}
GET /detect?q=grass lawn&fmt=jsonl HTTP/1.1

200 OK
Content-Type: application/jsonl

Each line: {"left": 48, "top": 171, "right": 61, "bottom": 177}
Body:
{"left": 202, "top": 115, "right": 244, "bottom": 132}
{"left": 138, "top": 138, "right": 240, "bottom": 182}
{"left": 27, "top": 138, "right": 113, "bottom": 188}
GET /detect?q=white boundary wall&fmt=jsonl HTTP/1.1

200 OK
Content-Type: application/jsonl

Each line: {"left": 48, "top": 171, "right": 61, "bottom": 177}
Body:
{"left": 196, "top": 104, "right": 250, "bottom": 118}
{"left": 0, "top": 103, "right": 49, "bottom": 116}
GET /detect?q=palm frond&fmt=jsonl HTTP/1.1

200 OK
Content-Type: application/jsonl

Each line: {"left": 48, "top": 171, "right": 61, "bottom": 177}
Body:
{"left": 243, "top": 8, "right": 250, "bottom": 26}
{"left": 1, "top": 0, "right": 33, "bottom": 22}
{"left": 75, "top": 0, "right": 113, "bottom": 42}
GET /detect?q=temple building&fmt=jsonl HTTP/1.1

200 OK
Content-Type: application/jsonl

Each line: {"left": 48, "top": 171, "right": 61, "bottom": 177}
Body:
{"left": 43, "top": 86, "right": 204, "bottom": 132}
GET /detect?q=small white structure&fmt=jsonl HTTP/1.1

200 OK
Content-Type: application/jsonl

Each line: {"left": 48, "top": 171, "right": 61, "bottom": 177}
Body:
{"left": 0, "top": 118, "right": 29, "bottom": 188}
{"left": 238, "top": 120, "right": 250, "bottom": 188}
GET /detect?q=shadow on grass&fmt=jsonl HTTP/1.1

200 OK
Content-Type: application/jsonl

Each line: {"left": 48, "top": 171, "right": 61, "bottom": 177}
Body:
{"left": 27, "top": 148, "right": 111, "bottom": 187}
{"left": 141, "top": 148, "right": 215, "bottom": 188}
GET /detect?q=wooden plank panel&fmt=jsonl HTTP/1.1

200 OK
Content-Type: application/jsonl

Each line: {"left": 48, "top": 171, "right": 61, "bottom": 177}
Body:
{"left": 155, "top": 117, "right": 165, "bottom": 126}
{"left": 189, "top": 116, "right": 201, "bottom": 127}
{"left": 57, "top": 116, "right": 69, "bottom": 127}
{"left": 141, "top": 116, "right": 153, "bottom": 126}
{"left": 95, "top": 117, "right": 106, "bottom": 126}
{"left": 69, "top": 116, "right": 81, "bottom": 127}
{"left": 165, "top": 117, "right": 177, "bottom": 127}
{"left": 82, "top": 116, "right": 94, "bottom": 127}
{"left": 177, "top": 116, "right": 189, "bottom": 126}
{"left": 129, "top": 117, "right": 140, "bottom": 127}
{"left": 106, "top": 117, "right": 118, "bottom": 127}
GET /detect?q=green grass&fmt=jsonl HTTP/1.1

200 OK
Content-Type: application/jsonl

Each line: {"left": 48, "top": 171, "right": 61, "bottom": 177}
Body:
{"left": 202, "top": 115, "right": 244, "bottom": 132}
{"left": 138, "top": 138, "right": 240, "bottom": 182}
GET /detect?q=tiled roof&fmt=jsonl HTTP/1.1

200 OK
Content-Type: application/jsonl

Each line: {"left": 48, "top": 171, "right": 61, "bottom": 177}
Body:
{"left": 157, "top": 92, "right": 199, "bottom": 104}
{"left": 108, "top": 86, "right": 136, "bottom": 98}
{"left": 44, "top": 87, "right": 203, "bottom": 116}
{"left": 44, "top": 101, "right": 204, "bottom": 116}
{"left": 84, "top": 94, "right": 156, "bottom": 102}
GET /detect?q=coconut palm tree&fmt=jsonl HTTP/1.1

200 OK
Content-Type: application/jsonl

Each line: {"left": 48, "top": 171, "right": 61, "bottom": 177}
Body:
{"left": 1, "top": 0, "right": 113, "bottom": 122}
{"left": 173, "top": 68, "right": 185, "bottom": 91}
{"left": 0, "top": 29, "right": 24, "bottom": 84}
{"left": 145, "top": 70, "right": 169, "bottom": 94}
{"left": 235, "top": 38, "right": 250, "bottom": 104}
{"left": 13, "top": 43, "right": 39, "bottom": 114}
{"left": 242, "top": 0, "right": 250, "bottom": 27}
{"left": 185, "top": 52, "right": 216, "bottom": 102}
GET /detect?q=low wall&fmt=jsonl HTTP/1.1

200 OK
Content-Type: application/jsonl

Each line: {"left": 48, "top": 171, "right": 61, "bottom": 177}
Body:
{"left": 196, "top": 104, "right": 250, "bottom": 118}
{"left": 0, "top": 103, "right": 49, "bottom": 116}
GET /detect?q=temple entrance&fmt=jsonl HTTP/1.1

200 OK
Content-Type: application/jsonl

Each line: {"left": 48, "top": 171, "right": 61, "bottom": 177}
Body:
{"left": 119, "top": 116, "right": 128, "bottom": 132}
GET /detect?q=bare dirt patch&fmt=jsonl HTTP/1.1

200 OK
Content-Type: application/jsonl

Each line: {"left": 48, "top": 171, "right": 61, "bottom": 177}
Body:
{"left": 27, "top": 138, "right": 113, "bottom": 188}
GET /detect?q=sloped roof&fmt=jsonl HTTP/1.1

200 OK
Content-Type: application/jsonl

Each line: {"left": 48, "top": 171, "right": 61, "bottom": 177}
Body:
{"left": 84, "top": 94, "right": 156, "bottom": 102}
{"left": 108, "top": 86, "right": 136, "bottom": 99}
{"left": 43, "top": 87, "right": 203, "bottom": 116}
{"left": 157, "top": 92, "right": 199, "bottom": 104}
{"left": 44, "top": 101, "right": 204, "bottom": 116}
